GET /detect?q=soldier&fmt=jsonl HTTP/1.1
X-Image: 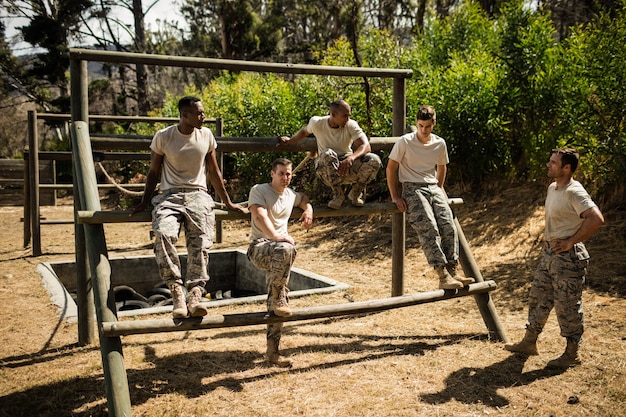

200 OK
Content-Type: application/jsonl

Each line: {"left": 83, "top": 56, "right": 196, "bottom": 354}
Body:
{"left": 279, "top": 100, "right": 381, "bottom": 209}
{"left": 386, "top": 105, "right": 474, "bottom": 290}
{"left": 247, "top": 158, "right": 313, "bottom": 367}
{"left": 505, "top": 148, "right": 604, "bottom": 368}
{"left": 131, "top": 96, "right": 244, "bottom": 318}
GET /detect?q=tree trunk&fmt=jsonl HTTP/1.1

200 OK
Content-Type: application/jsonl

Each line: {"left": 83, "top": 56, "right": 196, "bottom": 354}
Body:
{"left": 133, "top": 0, "right": 149, "bottom": 114}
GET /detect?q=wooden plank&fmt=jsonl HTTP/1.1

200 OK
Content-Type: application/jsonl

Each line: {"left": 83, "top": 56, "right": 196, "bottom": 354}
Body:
{"left": 102, "top": 281, "right": 497, "bottom": 337}
{"left": 77, "top": 200, "right": 463, "bottom": 225}
{"left": 70, "top": 48, "right": 413, "bottom": 79}
{"left": 37, "top": 113, "right": 219, "bottom": 124}
{"left": 0, "top": 159, "right": 55, "bottom": 207}
{"left": 88, "top": 136, "right": 399, "bottom": 152}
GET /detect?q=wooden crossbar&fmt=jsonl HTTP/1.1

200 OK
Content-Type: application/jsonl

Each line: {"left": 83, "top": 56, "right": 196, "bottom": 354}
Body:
{"left": 77, "top": 199, "right": 463, "bottom": 224}
{"left": 102, "top": 280, "right": 496, "bottom": 337}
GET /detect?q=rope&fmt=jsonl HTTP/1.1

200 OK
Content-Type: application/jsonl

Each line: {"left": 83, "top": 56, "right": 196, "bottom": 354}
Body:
{"left": 95, "top": 152, "right": 315, "bottom": 202}
{"left": 292, "top": 151, "right": 315, "bottom": 175}
{"left": 96, "top": 162, "right": 145, "bottom": 197}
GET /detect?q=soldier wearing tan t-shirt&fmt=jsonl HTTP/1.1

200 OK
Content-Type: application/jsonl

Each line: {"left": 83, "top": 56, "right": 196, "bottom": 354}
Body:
{"left": 131, "top": 96, "right": 244, "bottom": 319}
{"left": 505, "top": 148, "right": 604, "bottom": 369}
{"left": 387, "top": 105, "right": 474, "bottom": 290}
{"left": 247, "top": 158, "right": 313, "bottom": 367}
{"left": 279, "top": 100, "right": 381, "bottom": 209}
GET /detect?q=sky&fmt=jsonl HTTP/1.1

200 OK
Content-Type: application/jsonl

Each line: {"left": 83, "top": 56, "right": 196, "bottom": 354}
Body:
{"left": 2, "top": 0, "right": 186, "bottom": 56}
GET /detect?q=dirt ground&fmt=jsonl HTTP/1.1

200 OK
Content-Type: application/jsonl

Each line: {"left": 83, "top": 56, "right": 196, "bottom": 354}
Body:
{"left": 0, "top": 183, "right": 625, "bottom": 417}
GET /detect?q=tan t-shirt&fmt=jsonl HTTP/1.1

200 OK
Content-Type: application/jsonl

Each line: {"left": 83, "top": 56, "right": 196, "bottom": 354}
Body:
{"left": 248, "top": 183, "right": 302, "bottom": 240}
{"left": 150, "top": 125, "right": 217, "bottom": 191}
{"left": 544, "top": 180, "right": 597, "bottom": 241}
{"left": 388, "top": 132, "right": 449, "bottom": 184}
{"left": 305, "top": 116, "right": 365, "bottom": 156}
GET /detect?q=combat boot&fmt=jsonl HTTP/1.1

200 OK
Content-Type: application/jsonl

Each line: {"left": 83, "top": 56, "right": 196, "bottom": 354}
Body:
{"left": 436, "top": 266, "right": 463, "bottom": 289}
{"left": 266, "top": 338, "right": 292, "bottom": 367}
{"left": 187, "top": 286, "right": 208, "bottom": 317}
{"left": 271, "top": 286, "right": 292, "bottom": 317}
{"left": 547, "top": 340, "right": 581, "bottom": 368}
{"left": 348, "top": 183, "right": 365, "bottom": 207}
{"left": 446, "top": 263, "right": 475, "bottom": 286}
{"left": 504, "top": 329, "right": 539, "bottom": 355}
{"left": 169, "top": 283, "right": 188, "bottom": 318}
{"left": 328, "top": 186, "right": 345, "bottom": 209}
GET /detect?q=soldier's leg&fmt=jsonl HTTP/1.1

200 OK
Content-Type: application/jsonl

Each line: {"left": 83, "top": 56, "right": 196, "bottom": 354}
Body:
{"left": 553, "top": 248, "right": 587, "bottom": 342}
{"left": 546, "top": 255, "right": 586, "bottom": 368}
{"left": 266, "top": 322, "right": 291, "bottom": 367}
{"left": 505, "top": 252, "right": 554, "bottom": 354}
{"left": 431, "top": 186, "right": 458, "bottom": 264}
{"left": 183, "top": 191, "right": 214, "bottom": 288}
{"left": 430, "top": 187, "right": 473, "bottom": 285}
{"left": 248, "top": 240, "right": 294, "bottom": 367}
{"left": 248, "top": 239, "right": 296, "bottom": 316}
{"left": 404, "top": 184, "right": 448, "bottom": 267}
{"left": 404, "top": 183, "right": 462, "bottom": 289}
{"left": 315, "top": 149, "right": 345, "bottom": 209}
{"left": 182, "top": 191, "right": 215, "bottom": 317}
{"left": 347, "top": 153, "right": 382, "bottom": 206}
{"left": 526, "top": 251, "right": 555, "bottom": 335}
{"left": 266, "top": 242, "right": 296, "bottom": 316}
{"left": 151, "top": 193, "right": 186, "bottom": 317}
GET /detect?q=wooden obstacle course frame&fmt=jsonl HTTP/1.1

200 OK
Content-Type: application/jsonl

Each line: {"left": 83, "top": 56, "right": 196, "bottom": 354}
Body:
{"left": 69, "top": 49, "right": 507, "bottom": 417}
{"left": 101, "top": 281, "right": 497, "bottom": 337}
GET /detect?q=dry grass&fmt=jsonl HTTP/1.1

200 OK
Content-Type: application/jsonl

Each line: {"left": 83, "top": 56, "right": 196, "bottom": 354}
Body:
{"left": 0, "top": 182, "right": 625, "bottom": 416}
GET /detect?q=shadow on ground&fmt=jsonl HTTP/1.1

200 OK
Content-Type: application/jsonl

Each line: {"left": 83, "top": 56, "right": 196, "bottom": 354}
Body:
{"left": 0, "top": 331, "right": 502, "bottom": 417}
{"left": 420, "top": 353, "right": 566, "bottom": 407}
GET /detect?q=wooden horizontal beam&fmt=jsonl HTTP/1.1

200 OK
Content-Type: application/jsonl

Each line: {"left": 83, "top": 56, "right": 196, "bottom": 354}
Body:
{"left": 39, "top": 183, "right": 146, "bottom": 189}
{"left": 70, "top": 48, "right": 413, "bottom": 79}
{"left": 77, "top": 200, "right": 463, "bottom": 225}
{"left": 101, "top": 280, "right": 496, "bottom": 337}
{"left": 87, "top": 136, "right": 398, "bottom": 152}
{"left": 23, "top": 150, "right": 150, "bottom": 161}
{"left": 36, "top": 113, "right": 219, "bottom": 124}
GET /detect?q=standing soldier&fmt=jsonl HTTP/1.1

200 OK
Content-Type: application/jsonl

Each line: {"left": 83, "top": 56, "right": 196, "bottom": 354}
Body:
{"left": 505, "top": 148, "right": 604, "bottom": 368}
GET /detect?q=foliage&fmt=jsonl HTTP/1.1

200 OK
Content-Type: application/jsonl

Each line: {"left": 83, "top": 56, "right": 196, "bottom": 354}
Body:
{"left": 4, "top": 0, "right": 94, "bottom": 110}
{"left": 190, "top": 73, "right": 309, "bottom": 201}
{"left": 551, "top": 3, "right": 626, "bottom": 202}
{"left": 3, "top": 0, "right": 626, "bottom": 207}
{"left": 404, "top": 2, "right": 508, "bottom": 185}
{"left": 494, "top": 0, "right": 561, "bottom": 179}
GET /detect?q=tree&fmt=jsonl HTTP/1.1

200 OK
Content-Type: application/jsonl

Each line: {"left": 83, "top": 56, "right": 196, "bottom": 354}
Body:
{"left": 2, "top": 0, "right": 94, "bottom": 111}
{"left": 495, "top": 0, "right": 560, "bottom": 178}
{"left": 180, "top": 0, "right": 281, "bottom": 60}
{"left": 553, "top": 4, "right": 626, "bottom": 202}
{"left": 538, "top": 0, "right": 622, "bottom": 40}
{"left": 83, "top": 0, "right": 166, "bottom": 114}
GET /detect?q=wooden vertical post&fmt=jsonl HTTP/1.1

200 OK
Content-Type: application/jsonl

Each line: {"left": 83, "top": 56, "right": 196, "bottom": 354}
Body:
{"left": 23, "top": 153, "right": 31, "bottom": 248}
{"left": 70, "top": 59, "right": 96, "bottom": 346}
{"left": 215, "top": 117, "right": 224, "bottom": 243}
{"left": 391, "top": 77, "right": 407, "bottom": 297}
{"left": 454, "top": 215, "right": 509, "bottom": 343}
{"left": 27, "top": 111, "right": 41, "bottom": 256}
{"left": 71, "top": 120, "right": 131, "bottom": 417}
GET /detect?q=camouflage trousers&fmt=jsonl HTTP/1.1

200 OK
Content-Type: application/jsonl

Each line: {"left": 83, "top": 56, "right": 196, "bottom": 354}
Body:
{"left": 247, "top": 238, "right": 297, "bottom": 342}
{"left": 403, "top": 183, "right": 458, "bottom": 268}
{"left": 151, "top": 190, "right": 215, "bottom": 289}
{"left": 526, "top": 244, "right": 589, "bottom": 343}
{"left": 315, "top": 149, "right": 382, "bottom": 188}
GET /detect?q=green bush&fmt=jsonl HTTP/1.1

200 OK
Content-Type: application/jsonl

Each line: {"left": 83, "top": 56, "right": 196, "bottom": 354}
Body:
{"left": 146, "top": 3, "right": 626, "bottom": 206}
